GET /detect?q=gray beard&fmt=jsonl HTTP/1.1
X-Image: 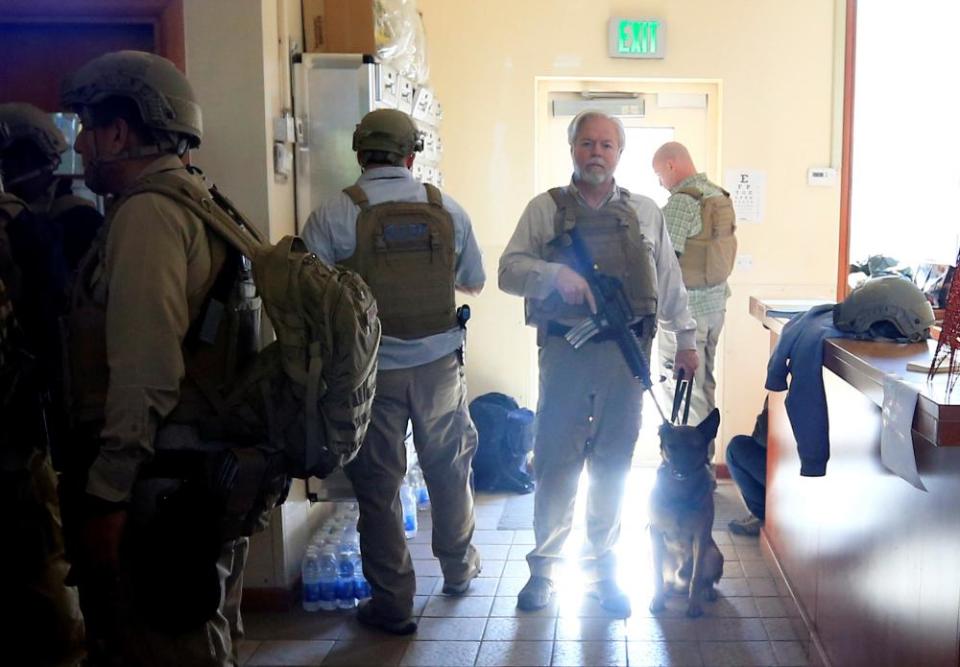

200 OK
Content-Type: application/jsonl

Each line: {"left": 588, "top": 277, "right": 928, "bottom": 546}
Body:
{"left": 574, "top": 165, "right": 609, "bottom": 186}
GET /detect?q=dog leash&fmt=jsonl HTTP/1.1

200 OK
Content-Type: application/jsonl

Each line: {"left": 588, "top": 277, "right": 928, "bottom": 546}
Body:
{"left": 669, "top": 368, "right": 694, "bottom": 425}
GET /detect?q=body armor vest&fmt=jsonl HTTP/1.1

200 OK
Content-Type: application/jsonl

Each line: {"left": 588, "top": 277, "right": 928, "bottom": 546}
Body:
{"left": 62, "top": 170, "right": 259, "bottom": 429}
{"left": 340, "top": 182, "right": 457, "bottom": 339}
{"left": 526, "top": 187, "right": 658, "bottom": 333}
{"left": 675, "top": 186, "right": 737, "bottom": 289}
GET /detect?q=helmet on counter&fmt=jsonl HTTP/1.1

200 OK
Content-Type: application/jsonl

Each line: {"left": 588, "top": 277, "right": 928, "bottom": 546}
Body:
{"left": 352, "top": 109, "right": 423, "bottom": 156}
{"left": 834, "top": 275, "right": 935, "bottom": 342}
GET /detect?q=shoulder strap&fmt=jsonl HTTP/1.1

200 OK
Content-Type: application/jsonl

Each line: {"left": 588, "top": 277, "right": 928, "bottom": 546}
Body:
{"left": 124, "top": 171, "right": 263, "bottom": 260}
{"left": 0, "top": 194, "right": 28, "bottom": 224}
{"left": 343, "top": 185, "right": 370, "bottom": 210}
{"left": 677, "top": 187, "right": 704, "bottom": 201}
{"left": 547, "top": 187, "right": 578, "bottom": 237}
{"left": 423, "top": 183, "right": 443, "bottom": 208}
{"left": 547, "top": 187, "right": 568, "bottom": 209}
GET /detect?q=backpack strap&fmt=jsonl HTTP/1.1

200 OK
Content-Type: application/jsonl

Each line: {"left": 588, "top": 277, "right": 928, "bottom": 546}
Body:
{"left": 677, "top": 186, "right": 704, "bottom": 201}
{"left": 424, "top": 183, "right": 444, "bottom": 208}
{"left": 123, "top": 171, "right": 264, "bottom": 260}
{"left": 343, "top": 185, "right": 370, "bottom": 210}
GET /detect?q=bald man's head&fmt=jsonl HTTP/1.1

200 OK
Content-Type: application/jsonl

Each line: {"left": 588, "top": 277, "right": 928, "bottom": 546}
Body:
{"left": 652, "top": 141, "right": 697, "bottom": 191}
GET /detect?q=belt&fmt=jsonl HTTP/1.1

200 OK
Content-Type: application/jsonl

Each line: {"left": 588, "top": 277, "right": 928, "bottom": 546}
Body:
{"left": 546, "top": 317, "right": 654, "bottom": 343}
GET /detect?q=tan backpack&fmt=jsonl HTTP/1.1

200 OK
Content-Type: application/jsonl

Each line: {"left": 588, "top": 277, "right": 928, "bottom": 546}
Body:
{"left": 124, "top": 171, "right": 381, "bottom": 479}
{"left": 676, "top": 187, "right": 737, "bottom": 289}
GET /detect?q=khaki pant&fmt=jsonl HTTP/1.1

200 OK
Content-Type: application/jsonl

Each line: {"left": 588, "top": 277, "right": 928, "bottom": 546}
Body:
{"left": 527, "top": 335, "right": 648, "bottom": 582}
{"left": 1, "top": 452, "right": 85, "bottom": 667}
{"left": 120, "top": 536, "right": 249, "bottom": 667}
{"left": 658, "top": 309, "right": 725, "bottom": 457}
{"left": 346, "top": 352, "right": 480, "bottom": 619}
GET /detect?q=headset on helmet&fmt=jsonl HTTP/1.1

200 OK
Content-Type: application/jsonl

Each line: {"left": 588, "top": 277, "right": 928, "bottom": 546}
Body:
{"left": 61, "top": 50, "right": 202, "bottom": 153}
{"left": 352, "top": 109, "right": 423, "bottom": 156}
{"left": 834, "top": 275, "right": 935, "bottom": 343}
{"left": 0, "top": 103, "right": 68, "bottom": 169}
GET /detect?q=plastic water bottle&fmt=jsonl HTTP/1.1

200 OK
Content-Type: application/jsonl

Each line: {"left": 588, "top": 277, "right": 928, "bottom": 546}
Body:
{"left": 352, "top": 553, "right": 372, "bottom": 602}
{"left": 301, "top": 547, "right": 322, "bottom": 612}
{"left": 317, "top": 546, "right": 338, "bottom": 611}
{"left": 399, "top": 482, "right": 418, "bottom": 539}
{"left": 335, "top": 547, "right": 356, "bottom": 610}
{"left": 411, "top": 468, "right": 430, "bottom": 511}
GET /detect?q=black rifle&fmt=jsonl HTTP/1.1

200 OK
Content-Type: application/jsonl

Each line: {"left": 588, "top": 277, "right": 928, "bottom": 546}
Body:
{"left": 562, "top": 227, "right": 668, "bottom": 420}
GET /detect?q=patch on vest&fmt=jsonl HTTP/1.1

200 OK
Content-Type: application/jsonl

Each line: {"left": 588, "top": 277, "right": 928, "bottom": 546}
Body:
{"left": 382, "top": 222, "right": 429, "bottom": 246}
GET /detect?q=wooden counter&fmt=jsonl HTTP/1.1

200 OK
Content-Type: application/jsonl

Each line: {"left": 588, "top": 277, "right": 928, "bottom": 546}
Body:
{"left": 751, "top": 297, "right": 960, "bottom": 667}
{"left": 751, "top": 296, "right": 960, "bottom": 447}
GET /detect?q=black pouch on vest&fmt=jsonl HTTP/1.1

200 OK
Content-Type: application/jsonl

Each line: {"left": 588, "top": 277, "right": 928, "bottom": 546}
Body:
{"left": 206, "top": 447, "right": 288, "bottom": 540}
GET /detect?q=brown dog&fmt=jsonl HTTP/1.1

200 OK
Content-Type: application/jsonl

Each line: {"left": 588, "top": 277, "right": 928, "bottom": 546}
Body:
{"left": 649, "top": 408, "right": 723, "bottom": 617}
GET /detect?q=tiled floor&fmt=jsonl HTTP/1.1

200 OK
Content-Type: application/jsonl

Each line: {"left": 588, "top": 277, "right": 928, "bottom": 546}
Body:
{"left": 242, "top": 469, "right": 810, "bottom": 666}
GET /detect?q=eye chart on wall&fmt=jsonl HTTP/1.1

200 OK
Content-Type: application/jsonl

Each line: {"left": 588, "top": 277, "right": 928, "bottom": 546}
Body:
{"left": 723, "top": 169, "right": 766, "bottom": 224}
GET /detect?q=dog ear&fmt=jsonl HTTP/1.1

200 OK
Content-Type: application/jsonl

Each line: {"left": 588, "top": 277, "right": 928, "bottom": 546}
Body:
{"left": 696, "top": 408, "right": 721, "bottom": 443}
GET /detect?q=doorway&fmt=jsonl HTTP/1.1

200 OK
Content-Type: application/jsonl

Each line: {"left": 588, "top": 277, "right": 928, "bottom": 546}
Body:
{"left": 534, "top": 77, "right": 721, "bottom": 465}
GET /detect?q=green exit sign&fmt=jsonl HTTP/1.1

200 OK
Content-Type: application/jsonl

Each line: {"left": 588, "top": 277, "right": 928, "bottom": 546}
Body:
{"left": 609, "top": 18, "right": 665, "bottom": 59}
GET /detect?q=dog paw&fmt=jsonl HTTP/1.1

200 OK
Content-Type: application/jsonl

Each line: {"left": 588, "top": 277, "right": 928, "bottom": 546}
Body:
{"left": 649, "top": 596, "right": 666, "bottom": 614}
{"left": 686, "top": 603, "right": 703, "bottom": 618}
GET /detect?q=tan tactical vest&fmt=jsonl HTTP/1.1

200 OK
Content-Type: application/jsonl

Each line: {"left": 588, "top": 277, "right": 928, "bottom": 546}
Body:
{"left": 62, "top": 171, "right": 247, "bottom": 429}
{"left": 340, "top": 183, "right": 457, "bottom": 340}
{"left": 525, "top": 187, "right": 658, "bottom": 334}
{"left": 675, "top": 187, "right": 737, "bottom": 289}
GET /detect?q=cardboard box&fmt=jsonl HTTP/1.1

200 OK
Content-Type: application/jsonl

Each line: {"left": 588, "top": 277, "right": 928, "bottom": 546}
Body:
{"left": 302, "top": 0, "right": 376, "bottom": 54}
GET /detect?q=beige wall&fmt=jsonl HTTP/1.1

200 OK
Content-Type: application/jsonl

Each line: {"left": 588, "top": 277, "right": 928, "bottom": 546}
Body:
{"left": 419, "top": 0, "right": 842, "bottom": 446}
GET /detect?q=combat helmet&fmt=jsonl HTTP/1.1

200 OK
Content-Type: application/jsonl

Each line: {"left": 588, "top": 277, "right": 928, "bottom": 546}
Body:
{"left": 834, "top": 275, "right": 935, "bottom": 342}
{"left": 352, "top": 109, "right": 423, "bottom": 156}
{"left": 61, "top": 50, "right": 202, "bottom": 153}
{"left": 0, "top": 103, "right": 68, "bottom": 169}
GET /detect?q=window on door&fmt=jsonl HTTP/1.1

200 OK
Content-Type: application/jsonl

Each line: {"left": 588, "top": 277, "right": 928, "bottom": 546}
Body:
{"left": 617, "top": 126, "right": 675, "bottom": 206}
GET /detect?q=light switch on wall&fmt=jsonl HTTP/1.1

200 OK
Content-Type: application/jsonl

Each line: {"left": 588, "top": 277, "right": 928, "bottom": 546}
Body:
{"left": 807, "top": 167, "right": 837, "bottom": 186}
{"left": 735, "top": 254, "right": 753, "bottom": 271}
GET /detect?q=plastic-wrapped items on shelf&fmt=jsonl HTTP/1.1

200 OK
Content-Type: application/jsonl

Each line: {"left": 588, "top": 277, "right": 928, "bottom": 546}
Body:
{"left": 374, "top": 0, "right": 430, "bottom": 84}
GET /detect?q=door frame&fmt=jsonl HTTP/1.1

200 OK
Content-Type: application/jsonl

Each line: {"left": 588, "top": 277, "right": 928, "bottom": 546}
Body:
{"left": 0, "top": 0, "right": 184, "bottom": 70}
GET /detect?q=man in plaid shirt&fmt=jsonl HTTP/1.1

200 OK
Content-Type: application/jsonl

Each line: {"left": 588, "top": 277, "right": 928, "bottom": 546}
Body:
{"left": 652, "top": 142, "right": 733, "bottom": 459}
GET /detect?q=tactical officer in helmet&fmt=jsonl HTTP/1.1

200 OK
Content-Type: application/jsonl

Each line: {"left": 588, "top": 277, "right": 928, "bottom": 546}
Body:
{"left": 499, "top": 110, "right": 698, "bottom": 617}
{"left": 0, "top": 104, "right": 98, "bottom": 666}
{"left": 303, "top": 108, "right": 485, "bottom": 635}
{"left": 0, "top": 103, "right": 103, "bottom": 271}
{"left": 59, "top": 50, "right": 261, "bottom": 666}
